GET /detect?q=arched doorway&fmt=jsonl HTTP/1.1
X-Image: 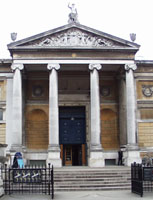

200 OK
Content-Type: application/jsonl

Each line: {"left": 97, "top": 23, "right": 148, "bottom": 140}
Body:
{"left": 26, "top": 109, "right": 48, "bottom": 149}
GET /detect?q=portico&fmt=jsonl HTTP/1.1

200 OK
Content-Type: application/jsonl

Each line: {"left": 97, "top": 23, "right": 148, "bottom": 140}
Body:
{"left": 6, "top": 20, "right": 141, "bottom": 167}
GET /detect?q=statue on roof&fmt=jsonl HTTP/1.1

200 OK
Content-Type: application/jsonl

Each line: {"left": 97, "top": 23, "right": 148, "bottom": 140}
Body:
{"left": 68, "top": 3, "right": 79, "bottom": 23}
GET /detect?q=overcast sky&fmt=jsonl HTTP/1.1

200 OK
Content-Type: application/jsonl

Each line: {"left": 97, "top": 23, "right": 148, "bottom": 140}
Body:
{"left": 0, "top": 0, "right": 153, "bottom": 60}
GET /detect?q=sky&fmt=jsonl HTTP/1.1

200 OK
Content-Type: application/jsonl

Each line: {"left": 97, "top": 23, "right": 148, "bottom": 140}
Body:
{"left": 0, "top": 0, "right": 153, "bottom": 60}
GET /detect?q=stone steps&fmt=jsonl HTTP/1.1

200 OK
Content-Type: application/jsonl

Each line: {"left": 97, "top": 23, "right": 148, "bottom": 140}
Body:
{"left": 54, "top": 167, "right": 131, "bottom": 191}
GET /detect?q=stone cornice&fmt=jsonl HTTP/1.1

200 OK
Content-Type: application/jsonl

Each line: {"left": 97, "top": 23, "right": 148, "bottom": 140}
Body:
{"left": 8, "top": 23, "right": 140, "bottom": 49}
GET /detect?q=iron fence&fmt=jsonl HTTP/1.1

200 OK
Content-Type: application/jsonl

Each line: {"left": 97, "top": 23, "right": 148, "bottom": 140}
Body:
{"left": 1, "top": 163, "right": 54, "bottom": 199}
{"left": 131, "top": 162, "right": 153, "bottom": 197}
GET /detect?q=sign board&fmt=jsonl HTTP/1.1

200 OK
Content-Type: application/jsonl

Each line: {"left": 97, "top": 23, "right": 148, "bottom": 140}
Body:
{"left": 143, "top": 167, "right": 153, "bottom": 181}
{"left": 13, "top": 169, "right": 42, "bottom": 183}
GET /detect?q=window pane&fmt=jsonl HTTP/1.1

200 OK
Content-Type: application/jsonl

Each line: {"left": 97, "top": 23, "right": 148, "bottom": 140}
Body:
{"left": 0, "top": 109, "right": 3, "bottom": 120}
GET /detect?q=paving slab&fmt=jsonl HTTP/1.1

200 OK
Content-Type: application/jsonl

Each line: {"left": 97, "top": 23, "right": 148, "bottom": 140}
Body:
{"left": 1, "top": 190, "right": 153, "bottom": 200}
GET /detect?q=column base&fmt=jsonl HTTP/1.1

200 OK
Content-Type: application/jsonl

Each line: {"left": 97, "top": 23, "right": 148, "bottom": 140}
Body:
{"left": 123, "top": 145, "right": 141, "bottom": 166}
{"left": 47, "top": 145, "right": 62, "bottom": 167}
{"left": 89, "top": 146, "right": 104, "bottom": 167}
{"left": 10, "top": 144, "right": 23, "bottom": 153}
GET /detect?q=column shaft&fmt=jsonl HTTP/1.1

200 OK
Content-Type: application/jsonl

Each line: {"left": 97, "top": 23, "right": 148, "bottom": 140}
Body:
{"left": 124, "top": 64, "right": 141, "bottom": 166}
{"left": 48, "top": 68, "right": 59, "bottom": 147}
{"left": 125, "top": 64, "right": 137, "bottom": 146}
{"left": 89, "top": 63, "right": 104, "bottom": 167}
{"left": 47, "top": 63, "right": 61, "bottom": 167}
{"left": 90, "top": 67, "right": 102, "bottom": 149}
{"left": 11, "top": 64, "right": 24, "bottom": 151}
{"left": 118, "top": 77, "right": 127, "bottom": 146}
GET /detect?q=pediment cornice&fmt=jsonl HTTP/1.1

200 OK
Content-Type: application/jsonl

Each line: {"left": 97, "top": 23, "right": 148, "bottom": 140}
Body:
{"left": 18, "top": 28, "right": 127, "bottom": 48}
{"left": 8, "top": 23, "right": 140, "bottom": 51}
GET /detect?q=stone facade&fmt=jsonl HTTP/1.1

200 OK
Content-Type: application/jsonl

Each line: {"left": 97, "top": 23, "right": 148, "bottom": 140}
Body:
{"left": 0, "top": 23, "right": 152, "bottom": 167}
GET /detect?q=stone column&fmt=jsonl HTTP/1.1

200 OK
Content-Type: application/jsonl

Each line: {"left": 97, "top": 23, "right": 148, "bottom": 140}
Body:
{"left": 47, "top": 63, "right": 62, "bottom": 167}
{"left": 88, "top": 63, "right": 104, "bottom": 167}
{"left": 118, "top": 76, "right": 127, "bottom": 146}
{"left": 11, "top": 64, "right": 24, "bottom": 152}
{"left": 124, "top": 64, "right": 141, "bottom": 166}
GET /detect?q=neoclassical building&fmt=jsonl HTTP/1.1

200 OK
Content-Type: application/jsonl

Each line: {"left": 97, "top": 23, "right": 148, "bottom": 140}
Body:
{"left": 0, "top": 13, "right": 153, "bottom": 167}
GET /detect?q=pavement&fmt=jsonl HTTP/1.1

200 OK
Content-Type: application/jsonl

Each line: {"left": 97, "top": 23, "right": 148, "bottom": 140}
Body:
{"left": 1, "top": 190, "right": 153, "bottom": 200}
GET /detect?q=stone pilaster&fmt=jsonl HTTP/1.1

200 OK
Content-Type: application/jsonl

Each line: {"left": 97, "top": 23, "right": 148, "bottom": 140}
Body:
{"left": 88, "top": 63, "right": 104, "bottom": 167}
{"left": 124, "top": 64, "right": 141, "bottom": 166}
{"left": 11, "top": 64, "right": 24, "bottom": 152}
{"left": 47, "top": 63, "right": 62, "bottom": 167}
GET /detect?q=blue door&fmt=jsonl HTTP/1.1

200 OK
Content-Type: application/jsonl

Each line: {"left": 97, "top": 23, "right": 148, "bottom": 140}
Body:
{"left": 59, "top": 107, "right": 86, "bottom": 166}
{"left": 59, "top": 107, "right": 86, "bottom": 145}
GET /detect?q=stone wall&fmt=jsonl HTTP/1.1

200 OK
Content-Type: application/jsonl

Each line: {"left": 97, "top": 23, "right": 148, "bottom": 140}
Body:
{"left": 0, "top": 124, "right": 6, "bottom": 144}
{"left": 0, "top": 80, "right": 6, "bottom": 101}
{"left": 0, "top": 80, "right": 6, "bottom": 144}
{"left": 136, "top": 67, "right": 153, "bottom": 150}
{"left": 138, "top": 122, "right": 153, "bottom": 147}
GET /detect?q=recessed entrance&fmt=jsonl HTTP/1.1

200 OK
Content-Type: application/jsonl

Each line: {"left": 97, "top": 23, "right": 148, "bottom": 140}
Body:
{"left": 63, "top": 144, "right": 82, "bottom": 166}
{"left": 59, "top": 106, "right": 86, "bottom": 166}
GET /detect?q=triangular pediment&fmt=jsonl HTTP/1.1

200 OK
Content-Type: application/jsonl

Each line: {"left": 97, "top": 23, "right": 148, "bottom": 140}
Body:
{"left": 8, "top": 23, "right": 140, "bottom": 50}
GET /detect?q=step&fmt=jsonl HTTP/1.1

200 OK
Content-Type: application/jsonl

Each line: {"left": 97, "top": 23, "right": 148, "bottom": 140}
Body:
{"left": 55, "top": 186, "right": 131, "bottom": 192}
{"left": 53, "top": 167, "right": 131, "bottom": 191}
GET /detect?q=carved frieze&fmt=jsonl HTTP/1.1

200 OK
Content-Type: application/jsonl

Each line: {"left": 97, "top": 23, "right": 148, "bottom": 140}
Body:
{"left": 26, "top": 28, "right": 123, "bottom": 48}
{"left": 142, "top": 85, "right": 153, "bottom": 97}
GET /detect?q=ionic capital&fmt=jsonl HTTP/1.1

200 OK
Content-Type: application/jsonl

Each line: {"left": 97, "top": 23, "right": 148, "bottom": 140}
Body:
{"left": 89, "top": 63, "right": 102, "bottom": 71}
{"left": 11, "top": 63, "right": 24, "bottom": 71}
{"left": 47, "top": 63, "right": 60, "bottom": 71}
{"left": 125, "top": 64, "right": 137, "bottom": 72}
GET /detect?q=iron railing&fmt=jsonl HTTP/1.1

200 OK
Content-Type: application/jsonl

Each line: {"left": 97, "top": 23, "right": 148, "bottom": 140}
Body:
{"left": 131, "top": 162, "right": 153, "bottom": 197}
{"left": 1, "top": 163, "right": 54, "bottom": 199}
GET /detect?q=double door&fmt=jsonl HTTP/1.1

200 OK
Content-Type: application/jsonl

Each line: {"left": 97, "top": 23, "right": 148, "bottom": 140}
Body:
{"left": 64, "top": 144, "right": 81, "bottom": 166}
{"left": 59, "top": 107, "right": 86, "bottom": 166}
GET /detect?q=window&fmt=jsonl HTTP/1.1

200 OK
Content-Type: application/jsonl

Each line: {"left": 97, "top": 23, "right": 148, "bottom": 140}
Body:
{"left": 0, "top": 109, "right": 3, "bottom": 120}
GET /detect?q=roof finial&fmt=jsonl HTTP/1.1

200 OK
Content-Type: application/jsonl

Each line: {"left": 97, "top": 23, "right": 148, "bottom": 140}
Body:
{"left": 11, "top": 32, "right": 17, "bottom": 41}
{"left": 130, "top": 33, "right": 136, "bottom": 42}
{"left": 68, "top": 3, "right": 79, "bottom": 23}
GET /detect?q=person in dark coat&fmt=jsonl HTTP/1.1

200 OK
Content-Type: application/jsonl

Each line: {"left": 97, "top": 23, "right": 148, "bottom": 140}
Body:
{"left": 118, "top": 150, "right": 123, "bottom": 165}
{"left": 12, "top": 152, "right": 23, "bottom": 168}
